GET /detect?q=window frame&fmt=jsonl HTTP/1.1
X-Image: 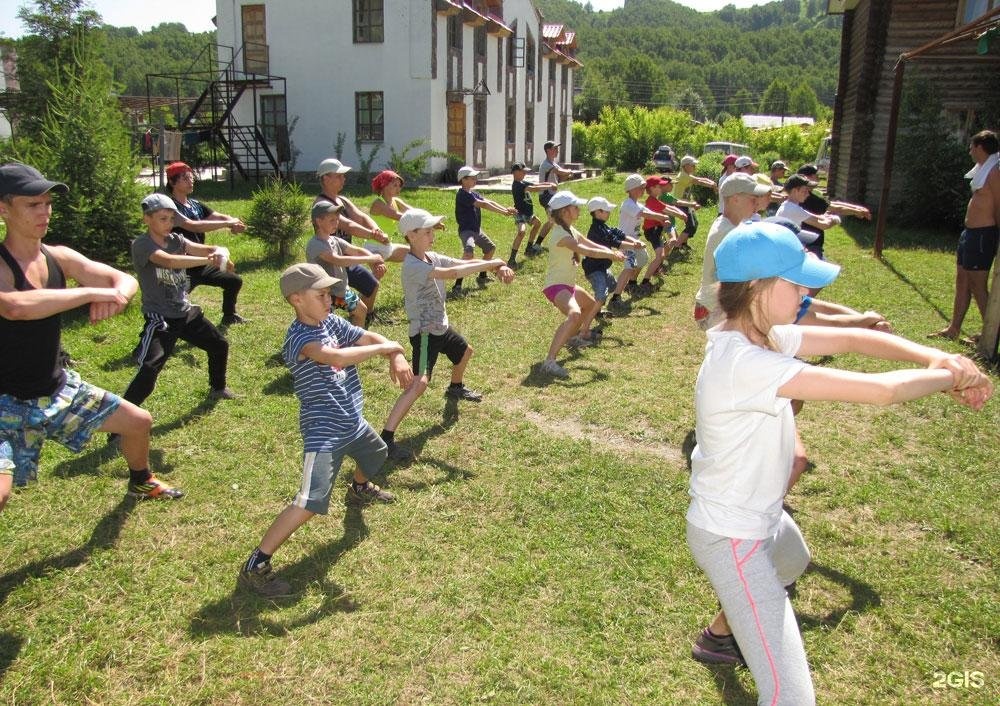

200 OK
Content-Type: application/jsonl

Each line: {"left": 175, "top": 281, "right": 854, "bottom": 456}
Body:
{"left": 355, "top": 91, "right": 384, "bottom": 142}
{"left": 353, "top": 0, "right": 384, "bottom": 44}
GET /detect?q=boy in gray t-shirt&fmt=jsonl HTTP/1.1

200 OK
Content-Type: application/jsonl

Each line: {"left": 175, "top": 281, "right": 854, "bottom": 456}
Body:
{"left": 306, "top": 200, "right": 385, "bottom": 327}
{"left": 377, "top": 209, "right": 514, "bottom": 460}
{"left": 122, "top": 194, "right": 234, "bottom": 407}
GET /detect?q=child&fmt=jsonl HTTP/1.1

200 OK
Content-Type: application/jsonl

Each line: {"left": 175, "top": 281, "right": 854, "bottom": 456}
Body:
{"left": 641, "top": 175, "right": 688, "bottom": 286}
{"left": 123, "top": 193, "right": 234, "bottom": 408}
{"left": 659, "top": 174, "right": 701, "bottom": 247}
{"left": 509, "top": 162, "right": 557, "bottom": 266}
{"left": 539, "top": 191, "right": 625, "bottom": 379}
{"left": 453, "top": 166, "right": 516, "bottom": 295}
{"left": 369, "top": 169, "right": 413, "bottom": 223}
{"left": 584, "top": 196, "right": 643, "bottom": 316}
{"left": 379, "top": 209, "right": 514, "bottom": 459}
{"left": 775, "top": 174, "right": 841, "bottom": 259}
{"left": 686, "top": 221, "right": 992, "bottom": 704}
{"left": 238, "top": 263, "right": 413, "bottom": 597}
{"left": 615, "top": 174, "right": 655, "bottom": 298}
{"left": 306, "top": 200, "right": 385, "bottom": 327}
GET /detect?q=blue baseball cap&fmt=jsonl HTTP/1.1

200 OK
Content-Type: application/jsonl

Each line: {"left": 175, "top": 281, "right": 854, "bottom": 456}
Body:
{"left": 715, "top": 221, "right": 840, "bottom": 288}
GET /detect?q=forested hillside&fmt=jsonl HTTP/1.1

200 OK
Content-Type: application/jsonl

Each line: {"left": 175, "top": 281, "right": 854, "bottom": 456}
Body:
{"left": 536, "top": 0, "right": 841, "bottom": 122}
{"left": 99, "top": 23, "right": 215, "bottom": 97}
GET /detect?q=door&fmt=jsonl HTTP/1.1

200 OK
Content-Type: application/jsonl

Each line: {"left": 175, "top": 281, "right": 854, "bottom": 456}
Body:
{"left": 242, "top": 5, "right": 268, "bottom": 74}
{"left": 448, "top": 101, "right": 466, "bottom": 164}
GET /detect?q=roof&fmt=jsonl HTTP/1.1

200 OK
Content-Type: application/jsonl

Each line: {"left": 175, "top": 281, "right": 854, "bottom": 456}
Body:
{"left": 542, "top": 24, "right": 564, "bottom": 39}
{"left": 741, "top": 114, "right": 815, "bottom": 129}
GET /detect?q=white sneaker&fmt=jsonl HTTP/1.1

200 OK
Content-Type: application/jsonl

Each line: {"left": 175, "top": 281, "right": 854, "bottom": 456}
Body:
{"left": 539, "top": 359, "right": 569, "bottom": 378}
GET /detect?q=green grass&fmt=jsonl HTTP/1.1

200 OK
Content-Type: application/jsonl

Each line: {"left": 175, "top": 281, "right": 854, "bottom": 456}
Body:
{"left": 1, "top": 176, "right": 998, "bottom": 705}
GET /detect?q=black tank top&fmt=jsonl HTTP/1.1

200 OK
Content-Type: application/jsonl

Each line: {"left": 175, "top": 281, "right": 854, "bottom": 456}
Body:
{"left": 0, "top": 244, "right": 68, "bottom": 399}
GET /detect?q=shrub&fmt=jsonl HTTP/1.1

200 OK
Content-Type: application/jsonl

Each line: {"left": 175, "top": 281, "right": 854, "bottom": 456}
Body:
{"left": 387, "top": 138, "right": 450, "bottom": 184}
{"left": 601, "top": 166, "right": 617, "bottom": 182}
{"left": 245, "top": 178, "right": 309, "bottom": 260}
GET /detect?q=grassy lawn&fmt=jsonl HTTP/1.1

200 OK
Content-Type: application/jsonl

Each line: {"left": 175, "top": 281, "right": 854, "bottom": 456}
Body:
{"left": 1, "top": 175, "right": 997, "bottom": 705}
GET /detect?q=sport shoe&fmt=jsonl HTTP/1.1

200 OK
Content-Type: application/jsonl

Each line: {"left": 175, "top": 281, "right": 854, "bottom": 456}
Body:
{"left": 348, "top": 480, "right": 395, "bottom": 504}
{"left": 539, "top": 359, "right": 569, "bottom": 378}
{"left": 209, "top": 387, "right": 237, "bottom": 400}
{"left": 221, "top": 313, "right": 247, "bottom": 325}
{"left": 445, "top": 384, "right": 483, "bottom": 402}
{"left": 691, "top": 628, "right": 746, "bottom": 666}
{"left": 566, "top": 335, "right": 594, "bottom": 350}
{"left": 238, "top": 561, "right": 292, "bottom": 598}
{"left": 127, "top": 476, "right": 184, "bottom": 500}
{"left": 609, "top": 299, "right": 630, "bottom": 315}
{"left": 506, "top": 256, "right": 517, "bottom": 268}
{"left": 386, "top": 441, "right": 415, "bottom": 462}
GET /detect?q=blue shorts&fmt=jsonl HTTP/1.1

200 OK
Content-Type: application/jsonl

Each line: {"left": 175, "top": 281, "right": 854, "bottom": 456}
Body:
{"left": 586, "top": 270, "right": 617, "bottom": 303}
{"left": 514, "top": 212, "right": 534, "bottom": 226}
{"left": 346, "top": 264, "right": 379, "bottom": 297}
{"left": 957, "top": 225, "right": 999, "bottom": 271}
{"left": 0, "top": 369, "right": 121, "bottom": 486}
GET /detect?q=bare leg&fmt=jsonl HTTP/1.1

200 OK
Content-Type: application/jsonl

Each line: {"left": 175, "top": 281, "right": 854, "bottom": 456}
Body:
{"left": 709, "top": 610, "right": 732, "bottom": 635}
{"left": 968, "top": 270, "right": 990, "bottom": 320}
{"left": 0, "top": 474, "right": 12, "bottom": 513}
{"left": 511, "top": 223, "right": 527, "bottom": 255}
{"left": 350, "top": 300, "right": 368, "bottom": 327}
{"left": 546, "top": 290, "right": 581, "bottom": 361}
{"left": 450, "top": 345, "right": 474, "bottom": 384}
{"left": 536, "top": 217, "right": 554, "bottom": 246}
{"left": 528, "top": 216, "right": 542, "bottom": 246}
{"left": 382, "top": 375, "right": 430, "bottom": 433}
{"left": 573, "top": 288, "right": 601, "bottom": 338}
{"left": 936, "top": 266, "right": 971, "bottom": 338}
{"left": 258, "top": 504, "right": 316, "bottom": 555}
{"left": 361, "top": 284, "right": 379, "bottom": 315}
{"left": 100, "top": 400, "right": 153, "bottom": 471}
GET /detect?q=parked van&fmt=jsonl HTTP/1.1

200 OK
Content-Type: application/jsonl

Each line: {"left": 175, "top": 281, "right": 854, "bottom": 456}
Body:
{"left": 701, "top": 142, "right": 751, "bottom": 156}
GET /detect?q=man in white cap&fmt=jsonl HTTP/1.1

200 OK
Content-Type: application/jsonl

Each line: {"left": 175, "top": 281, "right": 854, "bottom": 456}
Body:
{"left": 693, "top": 173, "right": 772, "bottom": 330}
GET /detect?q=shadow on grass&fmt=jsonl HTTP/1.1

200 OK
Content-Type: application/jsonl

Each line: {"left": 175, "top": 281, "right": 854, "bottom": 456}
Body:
{"left": 0, "top": 630, "right": 24, "bottom": 684}
{"left": 520, "top": 362, "right": 610, "bottom": 389}
{"left": 681, "top": 429, "right": 696, "bottom": 471}
{"left": 385, "top": 398, "right": 475, "bottom": 489}
{"left": 0, "top": 496, "right": 137, "bottom": 607}
{"left": 797, "top": 561, "right": 881, "bottom": 632}
{"left": 704, "top": 664, "right": 756, "bottom": 706}
{"left": 877, "top": 253, "right": 949, "bottom": 323}
{"left": 188, "top": 504, "right": 368, "bottom": 637}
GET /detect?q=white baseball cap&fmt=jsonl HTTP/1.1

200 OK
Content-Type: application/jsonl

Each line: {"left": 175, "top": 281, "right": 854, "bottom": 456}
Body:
{"left": 623, "top": 173, "right": 645, "bottom": 191}
{"left": 734, "top": 156, "right": 758, "bottom": 169}
{"left": 399, "top": 208, "right": 445, "bottom": 234}
{"left": 680, "top": 155, "right": 699, "bottom": 167}
{"left": 317, "top": 158, "right": 352, "bottom": 177}
{"left": 457, "top": 166, "right": 480, "bottom": 180}
{"left": 587, "top": 196, "right": 617, "bottom": 213}
{"left": 547, "top": 190, "right": 586, "bottom": 210}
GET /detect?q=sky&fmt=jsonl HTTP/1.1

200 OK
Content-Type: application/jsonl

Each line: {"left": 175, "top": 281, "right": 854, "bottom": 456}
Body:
{"left": 1, "top": 0, "right": 778, "bottom": 39}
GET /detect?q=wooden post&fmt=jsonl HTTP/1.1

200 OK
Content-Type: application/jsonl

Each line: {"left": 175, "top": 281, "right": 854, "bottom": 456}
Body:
{"left": 977, "top": 250, "right": 1000, "bottom": 361}
{"left": 874, "top": 59, "right": 906, "bottom": 259}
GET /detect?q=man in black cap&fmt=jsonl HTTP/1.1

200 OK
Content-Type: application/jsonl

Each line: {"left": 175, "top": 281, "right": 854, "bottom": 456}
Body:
{"left": 0, "top": 163, "right": 183, "bottom": 512}
{"left": 526, "top": 140, "right": 575, "bottom": 254}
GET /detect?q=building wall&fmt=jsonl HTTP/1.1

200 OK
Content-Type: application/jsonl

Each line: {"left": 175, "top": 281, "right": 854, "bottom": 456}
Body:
{"left": 214, "top": 0, "right": 574, "bottom": 177}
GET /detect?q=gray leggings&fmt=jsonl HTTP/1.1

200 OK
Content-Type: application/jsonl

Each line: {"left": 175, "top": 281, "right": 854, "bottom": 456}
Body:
{"left": 687, "top": 512, "right": 815, "bottom": 706}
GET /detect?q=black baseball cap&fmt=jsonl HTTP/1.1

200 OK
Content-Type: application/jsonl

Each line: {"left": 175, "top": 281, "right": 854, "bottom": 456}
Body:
{"left": 796, "top": 164, "right": 819, "bottom": 177}
{"left": 543, "top": 140, "right": 560, "bottom": 151}
{"left": 0, "top": 163, "right": 68, "bottom": 197}
{"left": 511, "top": 162, "right": 532, "bottom": 172}
{"left": 784, "top": 174, "right": 817, "bottom": 191}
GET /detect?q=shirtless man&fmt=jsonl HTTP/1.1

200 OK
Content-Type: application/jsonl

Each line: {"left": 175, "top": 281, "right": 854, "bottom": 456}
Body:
{"left": 931, "top": 130, "right": 1000, "bottom": 341}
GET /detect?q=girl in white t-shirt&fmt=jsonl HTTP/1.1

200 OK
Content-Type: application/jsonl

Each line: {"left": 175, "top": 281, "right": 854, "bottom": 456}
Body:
{"left": 539, "top": 191, "right": 624, "bottom": 379}
{"left": 687, "top": 221, "right": 992, "bottom": 705}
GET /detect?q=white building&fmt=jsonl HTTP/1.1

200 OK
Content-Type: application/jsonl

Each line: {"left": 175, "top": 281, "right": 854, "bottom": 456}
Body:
{"left": 212, "top": 0, "right": 581, "bottom": 178}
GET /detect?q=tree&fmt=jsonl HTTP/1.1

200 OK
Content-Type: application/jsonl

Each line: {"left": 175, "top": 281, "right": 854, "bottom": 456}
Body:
{"left": 788, "top": 81, "right": 820, "bottom": 118}
{"left": 758, "top": 78, "right": 792, "bottom": 116}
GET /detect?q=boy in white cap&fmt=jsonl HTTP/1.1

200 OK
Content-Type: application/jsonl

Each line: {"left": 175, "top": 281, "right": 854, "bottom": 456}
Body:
{"left": 122, "top": 193, "right": 234, "bottom": 410}
{"left": 379, "top": 208, "right": 514, "bottom": 459}
{"left": 452, "top": 166, "right": 515, "bottom": 296}
{"left": 584, "top": 196, "right": 643, "bottom": 316}
{"left": 238, "top": 262, "right": 412, "bottom": 597}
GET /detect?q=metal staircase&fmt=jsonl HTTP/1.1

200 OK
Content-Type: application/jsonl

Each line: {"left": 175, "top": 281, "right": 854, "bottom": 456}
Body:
{"left": 146, "top": 43, "right": 287, "bottom": 183}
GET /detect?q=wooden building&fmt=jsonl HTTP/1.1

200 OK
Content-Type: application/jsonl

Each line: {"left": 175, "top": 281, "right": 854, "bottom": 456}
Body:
{"left": 826, "top": 0, "right": 1000, "bottom": 206}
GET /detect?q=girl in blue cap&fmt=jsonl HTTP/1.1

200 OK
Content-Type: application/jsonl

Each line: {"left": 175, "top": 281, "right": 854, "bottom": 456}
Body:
{"left": 686, "top": 221, "right": 992, "bottom": 705}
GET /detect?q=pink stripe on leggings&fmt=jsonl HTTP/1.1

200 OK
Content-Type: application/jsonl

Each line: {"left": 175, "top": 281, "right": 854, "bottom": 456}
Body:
{"left": 731, "top": 538, "right": 781, "bottom": 706}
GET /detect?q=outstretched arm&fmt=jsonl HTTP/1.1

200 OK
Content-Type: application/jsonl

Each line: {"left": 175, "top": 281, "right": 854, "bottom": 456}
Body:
{"left": 430, "top": 258, "right": 514, "bottom": 281}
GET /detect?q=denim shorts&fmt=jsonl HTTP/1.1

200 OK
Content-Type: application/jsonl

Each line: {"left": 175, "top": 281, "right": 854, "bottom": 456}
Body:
{"left": 0, "top": 369, "right": 121, "bottom": 486}
{"left": 514, "top": 212, "right": 533, "bottom": 225}
{"left": 293, "top": 423, "right": 387, "bottom": 514}
{"left": 586, "top": 270, "right": 617, "bottom": 302}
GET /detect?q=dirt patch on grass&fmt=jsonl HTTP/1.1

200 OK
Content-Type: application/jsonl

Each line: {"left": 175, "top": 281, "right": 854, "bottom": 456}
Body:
{"left": 498, "top": 398, "right": 685, "bottom": 463}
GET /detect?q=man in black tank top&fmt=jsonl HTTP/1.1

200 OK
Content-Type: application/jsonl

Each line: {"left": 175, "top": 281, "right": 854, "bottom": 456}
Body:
{"left": 0, "top": 163, "right": 183, "bottom": 512}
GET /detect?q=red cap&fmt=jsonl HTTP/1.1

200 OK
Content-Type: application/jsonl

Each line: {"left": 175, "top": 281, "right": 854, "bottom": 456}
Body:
{"left": 722, "top": 154, "right": 739, "bottom": 167}
{"left": 166, "top": 162, "right": 193, "bottom": 180}
{"left": 645, "top": 175, "right": 670, "bottom": 188}
{"left": 371, "top": 169, "right": 404, "bottom": 193}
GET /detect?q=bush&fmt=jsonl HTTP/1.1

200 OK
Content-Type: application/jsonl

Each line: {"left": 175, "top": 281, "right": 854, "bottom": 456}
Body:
{"left": 387, "top": 138, "right": 450, "bottom": 184}
{"left": 245, "top": 178, "right": 309, "bottom": 260}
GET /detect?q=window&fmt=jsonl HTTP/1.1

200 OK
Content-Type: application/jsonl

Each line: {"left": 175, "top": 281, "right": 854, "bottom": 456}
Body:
{"left": 473, "top": 97, "right": 486, "bottom": 143}
{"left": 355, "top": 91, "right": 384, "bottom": 141}
{"left": 260, "top": 95, "right": 286, "bottom": 144}
{"left": 506, "top": 102, "right": 515, "bottom": 144}
{"left": 525, "top": 104, "right": 534, "bottom": 146}
{"left": 548, "top": 58, "right": 555, "bottom": 81}
{"left": 448, "top": 15, "right": 462, "bottom": 51}
{"left": 525, "top": 32, "right": 535, "bottom": 74}
{"left": 474, "top": 26, "right": 487, "bottom": 58}
{"left": 353, "top": 0, "right": 384, "bottom": 43}
{"left": 960, "top": 0, "right": 999, "bottom": 24}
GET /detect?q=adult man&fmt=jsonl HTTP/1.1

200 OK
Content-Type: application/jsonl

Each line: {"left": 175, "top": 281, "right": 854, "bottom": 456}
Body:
{"left": 693, "top": 173, "right": 772, "bottom": 330}
{"left": 165, "top": 162, "right": 247, "bottom": 325}
{"left": 315, "top": 158, "right": 400, "bottom": 317}
{"left": 0, "top": 163, "right": 182, "bottom": 511}
{"left": 932, "top": 130, "right": 1000, "bottom": 341}
{"left": 527, "top": 140, "right": 575, "bottom": 253}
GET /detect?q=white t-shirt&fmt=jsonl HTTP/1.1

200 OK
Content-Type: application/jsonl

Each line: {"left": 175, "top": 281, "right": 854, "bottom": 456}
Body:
{"left": 775, "top": 201, "right": 820, "bottom": 244}
{"left": 618, "top": 197, "right": 643, "bottom": 240}
{"left": 687, "top": 325, "right": 807, "bottom": 539}
{"left": 694, "top": 215, "right": 739, "bottom": 314}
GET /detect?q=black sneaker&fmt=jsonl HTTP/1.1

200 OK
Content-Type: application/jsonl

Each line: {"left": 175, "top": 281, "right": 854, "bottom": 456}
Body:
{"left": 348, "top": 481, "right": 395, "bottom": 504}
{"left": 238, "top": 561, "right": 292, "bottom": 598}
{"left": 221, "top": 313, "right": 247, "bottom": 325}
{"left": 444, "top": 384, "right": 483, "bottom": 402}
{"left": 691, "top": 628, "right": 746, "bottom": 666}
{"left": 209, "top": 387, "right": 237, "bottom": 400}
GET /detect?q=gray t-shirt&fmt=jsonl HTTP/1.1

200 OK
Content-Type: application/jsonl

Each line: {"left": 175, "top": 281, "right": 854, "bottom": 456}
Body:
{"left": 402, "top": 251, "right": 464, "bottom": 337}
{"left": 539, "top": 157, "right": 560, "bottom": 199}
{"left": 132, "top": 231, "right": 191, "bottom": 318}
{"left": 305, "top": 235, "right": 349, "bottom": 298}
